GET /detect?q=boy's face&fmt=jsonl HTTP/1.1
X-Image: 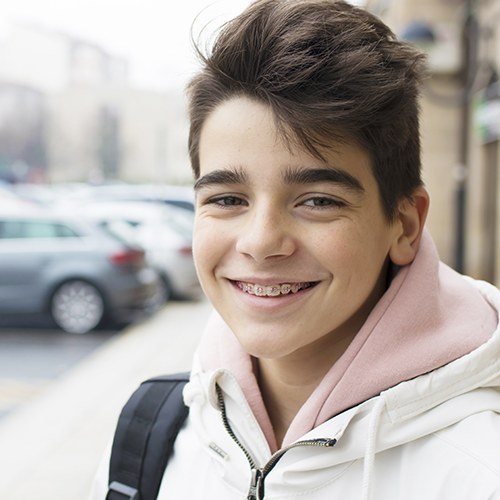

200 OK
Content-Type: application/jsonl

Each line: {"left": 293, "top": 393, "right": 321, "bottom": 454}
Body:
{"left": 194, "top": 97, "right": 401, "bottom": 360}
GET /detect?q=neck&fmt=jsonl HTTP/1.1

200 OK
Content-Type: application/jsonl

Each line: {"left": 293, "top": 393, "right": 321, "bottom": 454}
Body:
{"left": 257, "top": 325, "right": 356, "bottom": 447}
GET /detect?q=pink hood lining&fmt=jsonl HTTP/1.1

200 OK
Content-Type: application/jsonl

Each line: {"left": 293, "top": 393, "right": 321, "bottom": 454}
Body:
{"left": 197, "top": 230, "right": 498, "bottom": 453}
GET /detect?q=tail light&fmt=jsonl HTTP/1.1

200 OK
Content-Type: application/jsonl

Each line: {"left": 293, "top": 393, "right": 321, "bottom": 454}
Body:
{"left": 178, "top": 245, "right": 192, "bottom": 256}
{"left": 109, "top": 248, "right": 145, "bottom": 266}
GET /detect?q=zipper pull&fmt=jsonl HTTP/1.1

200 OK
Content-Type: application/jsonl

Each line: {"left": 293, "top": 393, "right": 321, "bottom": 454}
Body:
{"left": 316, "top": 438, "right": 337, "bottom": 447}
{"left": 247, "top": 468, "right": 263, "bottom": 500}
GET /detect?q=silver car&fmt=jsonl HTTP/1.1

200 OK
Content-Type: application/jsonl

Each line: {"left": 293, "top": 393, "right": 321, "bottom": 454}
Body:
{"left": 0, "top": 207, "right": 159, "bottom": 334}
{"left": 79, "top": 201, "right": 201, "bottom": 301}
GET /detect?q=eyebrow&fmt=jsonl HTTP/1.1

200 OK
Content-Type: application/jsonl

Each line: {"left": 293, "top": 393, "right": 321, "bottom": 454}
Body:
{"left": 283, "top": 166, "right": 365, "bottom": 194}
{"left": 194, "top": 167, "right": 247, "bottom": 191}
{"left": 194, "top": 165, "right": 364, "bottom": 194}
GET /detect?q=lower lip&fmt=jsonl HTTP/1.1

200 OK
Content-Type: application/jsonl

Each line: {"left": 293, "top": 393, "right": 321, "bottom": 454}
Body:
{"left": 229, "top": 280, "right": 318, "bottom": 311}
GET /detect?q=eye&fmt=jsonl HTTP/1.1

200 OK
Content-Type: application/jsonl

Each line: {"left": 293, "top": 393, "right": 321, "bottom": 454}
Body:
{"left": 207, "top": 195, "right": 248, "bottom": 208}
{"left": 301, "top": 196, "right": 345, "bottom": 209}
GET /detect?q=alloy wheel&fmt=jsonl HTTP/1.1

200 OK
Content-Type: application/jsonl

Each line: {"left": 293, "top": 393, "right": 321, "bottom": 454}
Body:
{"left": 51, "top": 280, "right": 104, "bottom": 334}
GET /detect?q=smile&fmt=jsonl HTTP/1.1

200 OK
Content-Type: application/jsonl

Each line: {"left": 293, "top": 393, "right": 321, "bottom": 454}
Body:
{"left": 235, "top": 281, "right": 318, "bottom": 297}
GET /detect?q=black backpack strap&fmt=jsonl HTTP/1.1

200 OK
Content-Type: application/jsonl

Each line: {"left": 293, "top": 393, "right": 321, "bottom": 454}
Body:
{"left": 106, "top": 372, "right": 190, "bottom": 500}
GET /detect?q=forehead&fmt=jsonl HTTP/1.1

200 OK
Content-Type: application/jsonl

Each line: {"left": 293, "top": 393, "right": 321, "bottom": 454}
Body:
{"left": 198, "top": 97, "right": 376, "bottom": 191}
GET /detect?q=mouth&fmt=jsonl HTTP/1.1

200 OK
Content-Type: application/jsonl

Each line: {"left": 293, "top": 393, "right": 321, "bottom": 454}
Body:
{"left": 231, "top": 280, "right": 320, "bottom": 297}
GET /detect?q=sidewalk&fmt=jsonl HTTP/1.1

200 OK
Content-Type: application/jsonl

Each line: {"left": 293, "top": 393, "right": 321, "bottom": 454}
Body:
{"left": 0, "top": 299, "right": 212, "bottom": 500}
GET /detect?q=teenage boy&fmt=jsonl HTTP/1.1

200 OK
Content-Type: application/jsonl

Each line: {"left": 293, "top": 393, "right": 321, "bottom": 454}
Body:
{"left": 92, "top": 1, "right": 500, "bottom": 499}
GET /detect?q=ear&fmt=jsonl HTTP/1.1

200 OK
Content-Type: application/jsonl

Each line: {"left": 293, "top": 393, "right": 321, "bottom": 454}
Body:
{"left": 389, "top": 186, "right": 430, "bottom": 266}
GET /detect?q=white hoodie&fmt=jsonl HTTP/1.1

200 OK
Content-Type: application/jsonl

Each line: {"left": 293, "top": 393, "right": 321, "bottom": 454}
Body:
{"left": 91, "top": 234, "right": 500, "bottom": 499}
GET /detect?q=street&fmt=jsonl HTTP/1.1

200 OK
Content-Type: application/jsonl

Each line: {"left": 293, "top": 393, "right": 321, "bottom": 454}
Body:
{"left": 0, "top": 322, "right": 117, "bottom": 418}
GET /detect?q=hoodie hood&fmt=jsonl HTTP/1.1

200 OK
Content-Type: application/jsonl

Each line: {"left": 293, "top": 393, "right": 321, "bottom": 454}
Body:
{"left": 195, "top": 229, "right": 498, "bottom": 451}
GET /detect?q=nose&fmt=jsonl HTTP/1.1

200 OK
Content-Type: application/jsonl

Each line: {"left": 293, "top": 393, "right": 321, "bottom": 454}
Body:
{"left": 235, "top": 204, "right": 296, "bottom": 262}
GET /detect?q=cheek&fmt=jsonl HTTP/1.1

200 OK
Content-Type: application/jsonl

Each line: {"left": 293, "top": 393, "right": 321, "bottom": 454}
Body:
{"left": 192, "top": 221, "right": 215, "bottom": 278}
{"left": 193, "top": 218, "right": 234, "bottom": 279}
{"left": 307, "top": 221, "right": 388, "bottom": 280}
{"left": 304, "top": 221, "right": 360, "bottom": 262}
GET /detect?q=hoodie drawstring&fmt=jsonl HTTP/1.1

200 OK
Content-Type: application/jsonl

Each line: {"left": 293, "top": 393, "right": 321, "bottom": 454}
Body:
{"left": 361, "top": 397, "right": 386, "bottom": 500}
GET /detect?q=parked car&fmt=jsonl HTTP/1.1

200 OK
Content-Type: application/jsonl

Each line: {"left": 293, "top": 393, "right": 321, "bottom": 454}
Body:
{"left": 79, "top": 201, "right": 201, "bottom": 302}
{"left": 9, "top": 183, "right": 61, "bottom": 206}
{"left": 0, "top": 207, "right": 159, "bottom": 334}
{"left": 0, "top": 183, "right": 33, "bottom": 209}
{"left": 58, "top": 182, "right": 195, "bottom": 212}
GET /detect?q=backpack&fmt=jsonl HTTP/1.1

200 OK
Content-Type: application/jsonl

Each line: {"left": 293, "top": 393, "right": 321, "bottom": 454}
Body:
{"left": 106, "top": 372, "right": 190, "bottom": 500}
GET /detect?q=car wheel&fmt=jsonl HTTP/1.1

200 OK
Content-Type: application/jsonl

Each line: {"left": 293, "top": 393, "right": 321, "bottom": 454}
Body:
{"left": 51, "top": 280, "right": 105, "bottom": 334}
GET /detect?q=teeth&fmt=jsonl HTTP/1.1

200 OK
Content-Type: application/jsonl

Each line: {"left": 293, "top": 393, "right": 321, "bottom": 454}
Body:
{"left": 237, "top": 282, "right": 313, "bottom": 297}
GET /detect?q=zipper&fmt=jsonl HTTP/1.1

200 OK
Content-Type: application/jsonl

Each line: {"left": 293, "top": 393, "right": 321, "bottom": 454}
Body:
{"left": 248, "top": 468, "right": 263, "bottom": 500}
{"left": 215, "top": 384, "right": 337, "bottom": 500}
{"left": 216, "top": 384, "right": 258, "bottom": 470}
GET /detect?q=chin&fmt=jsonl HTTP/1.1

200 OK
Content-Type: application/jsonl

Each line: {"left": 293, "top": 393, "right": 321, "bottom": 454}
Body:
{"left": 231, "top": 324, "right": 302, "bottom": 360}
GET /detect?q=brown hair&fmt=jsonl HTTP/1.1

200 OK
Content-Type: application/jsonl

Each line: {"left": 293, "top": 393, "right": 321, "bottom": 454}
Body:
{"left": 187, "top": 0, "right": 426, "bottom": 220}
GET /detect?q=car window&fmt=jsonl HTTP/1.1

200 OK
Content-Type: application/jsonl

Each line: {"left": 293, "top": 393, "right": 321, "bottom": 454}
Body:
{"left": 0, "top": 220, "right": 80, "bottom": 239}
{"left": 55, "top": 224, "right": 80, "bottom": 237}
{"left": 99, "top": 220, "right": 139, "bottom": 246}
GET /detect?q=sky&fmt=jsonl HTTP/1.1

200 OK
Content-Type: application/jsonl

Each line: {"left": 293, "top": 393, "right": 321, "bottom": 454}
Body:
{"left": 1, "top": 0, "right": 365, "bottom": 90}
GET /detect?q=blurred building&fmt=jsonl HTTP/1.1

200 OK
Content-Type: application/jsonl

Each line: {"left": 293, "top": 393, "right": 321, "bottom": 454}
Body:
{"left": 47, "top": 85, "right": 189, "bottom": 185}
{"left": 366, "top": 0, "right": 500, "bottom": 286}
{"left": 0, "top": 22, "right": 192, "bottom": 186}
{"left": 0, "top": 83, "right": 46, "bottom": 182}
